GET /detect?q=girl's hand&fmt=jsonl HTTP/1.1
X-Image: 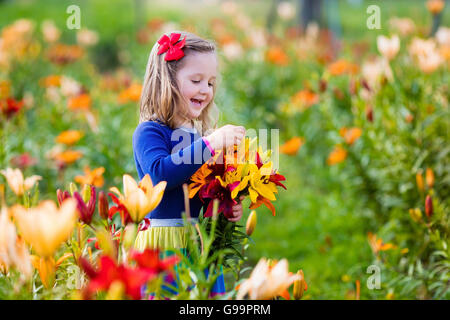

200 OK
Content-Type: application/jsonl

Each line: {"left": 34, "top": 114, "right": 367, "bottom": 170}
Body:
{"left": 228, "top": 196, "right": 245, "bottom": 222}
{"left": 205, "top": 125, "right": 246, "bottom": 150}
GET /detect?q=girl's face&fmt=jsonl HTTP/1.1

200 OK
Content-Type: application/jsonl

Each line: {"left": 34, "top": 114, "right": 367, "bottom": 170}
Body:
{"left": 176, "top": 51, "right": 217, "bottom": 121}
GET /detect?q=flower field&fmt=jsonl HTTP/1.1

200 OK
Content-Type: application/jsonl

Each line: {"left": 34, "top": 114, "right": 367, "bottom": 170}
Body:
{"left": 0, "top": 0, "right": 449, "bottom": 300}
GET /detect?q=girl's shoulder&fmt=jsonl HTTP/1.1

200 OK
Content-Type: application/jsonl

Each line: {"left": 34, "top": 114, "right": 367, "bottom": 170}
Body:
{"left": 133, "top": 120, "right": 172, "bottom": 145}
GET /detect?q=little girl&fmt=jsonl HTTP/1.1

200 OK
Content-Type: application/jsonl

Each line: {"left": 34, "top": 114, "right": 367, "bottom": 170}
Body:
{"left": 132, "top": 31, "right": 246, "bottom": 297}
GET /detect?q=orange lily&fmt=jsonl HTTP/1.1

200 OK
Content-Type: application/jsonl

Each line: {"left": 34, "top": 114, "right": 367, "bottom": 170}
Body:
{"left": 118, "top": 83, "right": 142, "bottom": 104}
{"left": 280, "top": 136, "right": 304, "bottom": 156}
{"left": 291, "top": 89, "right": 319, "bottom": 111}
{"left": 74, "top": 166, "right": 105, "bottom": 188}
{"left": 47, "top": 43, "right": 84, "bottom": 65}
{"left": 68, "top": 93, "right": 91, "bottom": 111}
{"left": 327, "top": 145, "right": 347, "bottom": 165}
{"left": 327, "top": 59, "right": 359, "bottom": 76}
{"left": 55, "top": 130, "right": 83, "bottom": 145}
{"left": 249, "top": 195, "right": 276, "bottom": 216}
{"left": 53, "top": 149, "right": 83, "bottom": 165}
{"left": 265, "top": 46, "right": 289, "bottom": 66}
{"left": 367, "top": 232, "right": 396, "bottom": 255}
{"left": 188, "top": 165, "right": 213, "bottom": 198}
{"left": 237, "top": 258, "right": 300, "bottom": 300}
{"left": 39, "top": 75, "right": 61, "bottom": 88}
{"left": 30, "top": 252, "right": 73, "bottom": 289}
{"left": 339, "top": 127, "right": 362, "bottom": 145}
{"left": 0, "top": 206, "right": 33, "bottom": 279}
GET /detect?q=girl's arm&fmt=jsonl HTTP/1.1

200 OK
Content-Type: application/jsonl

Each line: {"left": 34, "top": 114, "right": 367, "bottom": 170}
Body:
{"left": 133, "top": 123, "right": 214, "bottom": 191}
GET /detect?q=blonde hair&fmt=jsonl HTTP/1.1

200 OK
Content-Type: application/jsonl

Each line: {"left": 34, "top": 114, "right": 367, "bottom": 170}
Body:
{"left": 139, "top": 31, "right": 219, "bottom": 135}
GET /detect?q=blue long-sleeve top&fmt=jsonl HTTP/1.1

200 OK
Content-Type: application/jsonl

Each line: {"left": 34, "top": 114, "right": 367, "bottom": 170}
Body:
{"left": 132, "top": 119, "right": 214, "bottom": 219}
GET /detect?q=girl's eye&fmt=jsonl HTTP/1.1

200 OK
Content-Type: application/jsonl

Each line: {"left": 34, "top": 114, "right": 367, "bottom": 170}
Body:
{"left": 192, "top": 80, "right": 213, "bottom": 87}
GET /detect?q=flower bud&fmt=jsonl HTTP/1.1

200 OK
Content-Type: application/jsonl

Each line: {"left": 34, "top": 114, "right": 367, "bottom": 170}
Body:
{"left": 361, "top": 78, "right": 371, "bottom": 92}
{"left": 426, "top": 0, "right": 445, "bottom": 15}
{"left": 95, "top": 229, "right": 117, "bottom": 261}
{"left": 425, "top": 195, "right": 433, "bottom": 218}
{"left": 416, "top": 170, "right": 424, "bottom": 192}
{"left": 426, "top": 168, "right": 434, "bottom": 189}
{"left": 56, "top": 189, "right": 70, "bottom": 207}
{"left": 405, "top": 114, "right": 414, "bottom": 123}
{"left": 246, "top": 210, "right": 257, "bottom": 236}
{"left": 123, "top": 223, "right": 137, "bottom": 250}
{"left": 333, "top": 88, "right": 344, "bottom": 100}
{"left": 293, "top": 269, "right": 307, "bottom": 300}
{"left": 81, "top": 184, "right": 91, "bottom": 203}
{"left": 98, "top": 191, "right": 109, "bottom": 220}
{"left": 349, "top": 78, "right": 357, "bottom": 96}
{"left": 69, "top": 182, "right": 78, "bottom": 196}
{"left": 319, "top": 79, "right": 327, "bottom": 92}
{"left": 409, "top": 208, "right": 422, "bottom": 222}
{"left": 366, "top": 105, "right": 373, "bottom": 123}
{"left": 106, "top": 280, "right": 125, "bottom": 300}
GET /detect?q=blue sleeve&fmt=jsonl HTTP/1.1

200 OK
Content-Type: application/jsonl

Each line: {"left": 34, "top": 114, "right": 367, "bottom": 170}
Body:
{"left": 133, "top": 123, "right": 214, "bottom": 191}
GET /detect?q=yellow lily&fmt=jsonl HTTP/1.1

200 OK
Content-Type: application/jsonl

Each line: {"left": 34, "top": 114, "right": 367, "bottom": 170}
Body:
{"left": 0, "top": 167, "right": 41, "bottom": 196}
{"left": 248, "top": 163, "right": 278, "bottom": 203}
{"left": 11, "top": 199, "right": 78, "bottom": 258}
{"left": 110, "top": 174, "right": 166, "bottom": 223}
{"left": 216, "top": 164, "right": 250, "bottom": 199}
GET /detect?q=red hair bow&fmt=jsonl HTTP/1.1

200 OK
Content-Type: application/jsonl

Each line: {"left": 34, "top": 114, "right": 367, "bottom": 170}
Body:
{"left": 157, "top": 33, "right": 186, "bottom": 61}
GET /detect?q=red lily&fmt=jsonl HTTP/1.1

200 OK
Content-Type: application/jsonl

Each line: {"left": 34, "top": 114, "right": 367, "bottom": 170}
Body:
{"left": 268, "top": 172, "right": 287, "bottom": 190}
{"left": 130, "top": 248, "right": 180, "bottom": 281}
{"left": 80, "top": 255, "right": 153, "bottom": 300}
{"left": 138, "top": 218, "right": 151, "bottom": 232}
{"left": 10, "top": 152, "right": 37, "bottom": 169}
{"left": 201, "top": 178, "right": 237, "bottom": 218}
{"left": 73, "top": 185, "right": 97, "bottom": 225}
{"left": 108, "top": 192, "right": 132, "bottom": 226}
{"left": 0, "top": 97, "right": 24, "bottom": 118}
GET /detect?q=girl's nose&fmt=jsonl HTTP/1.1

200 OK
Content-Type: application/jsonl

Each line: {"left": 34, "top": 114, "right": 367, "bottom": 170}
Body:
{"left": 199, "top": 82, "right": 209, "bottom": 94}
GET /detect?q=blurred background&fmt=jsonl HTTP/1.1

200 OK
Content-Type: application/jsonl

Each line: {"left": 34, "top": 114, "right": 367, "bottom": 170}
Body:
{"left": 1, "top": 0, "right": 449, "bottom": 299}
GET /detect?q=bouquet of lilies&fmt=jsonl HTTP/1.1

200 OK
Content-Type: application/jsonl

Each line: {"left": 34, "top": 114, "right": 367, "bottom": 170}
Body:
{"left": 187, "top": 137, "right": 287, "bottom": 269}
{"left": 188, "top": 137, "right": 287, "bottom": 219}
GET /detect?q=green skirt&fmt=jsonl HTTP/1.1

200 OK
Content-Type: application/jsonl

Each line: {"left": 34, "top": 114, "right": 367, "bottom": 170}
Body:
{"left": 134, "top": 226, "right": 188, "bottom": 251}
